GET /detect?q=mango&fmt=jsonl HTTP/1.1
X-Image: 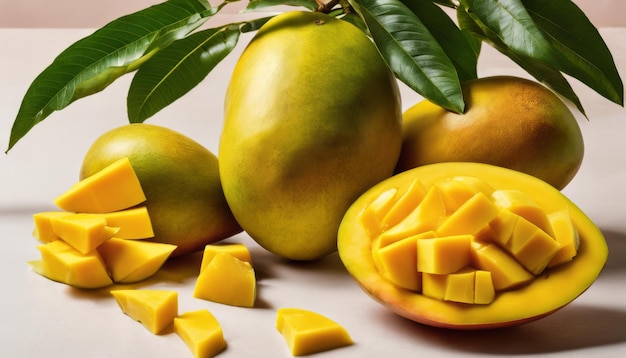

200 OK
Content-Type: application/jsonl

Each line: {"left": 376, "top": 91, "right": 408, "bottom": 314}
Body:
{"left": 98, "top": 238, "right": 176, "bottom": 283}
{"left": 174, "top": 310, "right": 226, "bottom": 358}
{"left": 94, "top": 206, "right": 154, "bottom": 240}
{"left": 219, "top": 11, "right": 402, "bottom": 260}
{"left": 32, "top": 211, "right": 72, "bottom": 242}
{"left": 55, "top": 157, "right": 145, "bottom": 213}
{"left": 276, "top": 308, "right": 353, "bottom": 356}
{"left": 30, "top": 240, "right": 113, "bottom": 289}
{"left": 111, "top": 290, "right": 178, "bottom": 334}
{"left": 338, "top": 162, "right": 607, "bottom": 329}
{"left": 193, "top": 252, "right": 256, "bottom": 307}
{"left": 80, "top": 123, "right": 241, "bottom": 256}
{"left": 50, "top": 213, "right": 119, "bottom": 254}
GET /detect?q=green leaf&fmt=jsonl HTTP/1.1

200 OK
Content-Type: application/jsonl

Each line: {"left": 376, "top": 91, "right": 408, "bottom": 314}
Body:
{"left": 460, "top": 0, "right": 556, "bottom": 65}
{"left": 245, "top": 0, "right": 319, "bottom": 12}
{"left": 400, "top": 0, "right": 479, "bottom": 82}
{"left": 349, "top": 0, "right": 465, "bottom": 113}
{"left": 6, "top": 0, "right": 214, "bottom": 152}
{"left": 128, "top": 16, "right": 275, "bottom": 122}
{"left": 457, "top": 5, "right": 586, "bottom": 115}
{"left": 522, "top": 0, "right": 623, "bottom": 106}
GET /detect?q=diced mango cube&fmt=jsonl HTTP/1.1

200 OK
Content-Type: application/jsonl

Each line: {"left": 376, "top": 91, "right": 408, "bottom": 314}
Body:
{"left": 98, "top": 238, "right": 176, "bottom": 283}
{"left": 417, "top": 235, "right": 472, "bottom": 274}
{"left": 547, "top": 208, "right": 580, "bottom": 268}
{"left": 276, "top": 308, "right": 353, "bottom": 356}
{"left": 360, "top": 187, "right": 398, "bottom": 235}
{"left": 474, "top": 270, "right": 496, "bottom": 304}
{"left": 436, "top": 176, "right": 494, "bottom": 213}
{"left": 491, "top": 189, "right": 554, "bottom": 237}
{"left": 193, "top": 252, "right": 256, "bottom": 307}
{"left": 174, "top": 310, "right": 226, "bottom": 358}
{"left": 372, "top": 234, "right": 421, "bottom": 291}
{"left": 508, "top": 216, "right": 561, "bottom": 274}
{"left": 380, "top": 178, "right": 427, "bottom": 229}
{"left": 444, "top": 267, "right": 476, "bottom": 304}
{"left": 436, "top": 192, "right": 500, "bottom": 237}
{"left": 487, "top": 209, "right": 519, "bottom": 247}
{"left": 111, "top": 290, "right": 178, "bottom": 334}
{"left": 378, "top": 185, "right": 446, "bottom": 246}
{"left": 94, "top": 206, "right": 154, "bottom": 240}
{"left": 50, "top": 213, "right": 118, "bottom": 254}
{"left": 54, "top": 157, "right": 146, "bottom": 213}
{"left": 32, "top": 211, "right": 73, "bottom": 242}
{"left": 470, "top": 240, "right": 533, "bottom": 290}
{"left": 200, "top": 243, "right": 252, "bottom": 272}
{"left": 32, "top": 240, "right": 112, "bottom": 289}
{"left": 421, "top": 273, "right": 447, "bottom": 300}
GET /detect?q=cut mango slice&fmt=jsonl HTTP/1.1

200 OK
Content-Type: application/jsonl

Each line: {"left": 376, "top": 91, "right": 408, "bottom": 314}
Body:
{"left": 372, "top": 234, "right": 422, "bottom": 291}
{"left": 507, "top": 216, "right": 561, "bottom": 274}
{"left": 436, "top": 176, "right": 495, "bottom": 213}
{"left": 199, "top": 243, "right": 252, "bottom": 272}
{"left": 417, "top": 235, "right": 472, "bottom": 274}
{"left": 423, "top": 268, "right": 495, "bottom": 304}
{"left": 98, "top": 238, "right": 176, "bottom": 283}
{"left": 193, "top": 252, "right": 256, "bottom": 307}
{"left": 436, "top": 192, "right": 500, "bottom": 237}
{"left": 547, "top": 208, "right": 580, "bottom": 268}
{"left": 470, "top": 240, "right": 533, "bottom": 290}
{"left": 32, "top": 211, "right": 73, "bottom": 242}
{"left": 94, "top": 206, "right": 154, "bottom": 240}
{"left": 360, "top": 187, "right": 398, "bottom": 235}
{"left": 492, "top": 189, "right": 554, "bottom": 237}
{"left": 111, "top": 290, "right": 178, "bottom": 334}
{"left": 380, "top": 178, "right": 427, "bottom": 229}
{"left": 54, "top": 157, "right": 146, "bottom": 213}
{"left": 174, "top": 310, "right": 226, "bottom": 358}
{"left": 50, "top": 213, "right": 119, "bottom": 254}
{"left": 276, "top": 308, "right": 353, "bottom": 356}
{"left": 31, "top": 240, "right": 112, "bottom": 289}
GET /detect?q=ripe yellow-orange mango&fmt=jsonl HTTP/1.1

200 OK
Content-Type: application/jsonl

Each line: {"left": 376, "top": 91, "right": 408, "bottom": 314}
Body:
{"left": 111, "top": 290, "right": 178, "bottom": 334}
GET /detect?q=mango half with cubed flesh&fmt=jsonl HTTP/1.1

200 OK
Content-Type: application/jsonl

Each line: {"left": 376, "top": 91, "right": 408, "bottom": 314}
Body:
{"left": 338, "top": 162, "right": 607, "bottom": 329}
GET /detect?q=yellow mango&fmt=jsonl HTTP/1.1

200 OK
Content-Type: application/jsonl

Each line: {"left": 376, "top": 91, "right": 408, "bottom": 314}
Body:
{"left": 436, "top": 192, "right": 500, "bottom": 236}
{"left": 378, "top": 185, "right": 446, "bottom": 246}
{"left": 547, "top": 208, "right": 580, "bottom": 268}
{"left": 474, "top": 270, "right": 496, "bottom": 304}
{"left": 193, "top": 252, "right": 256, "bottom": 307}
{"left": 372, "top": 234, "right": 421, "bottom": 291}
{"left": 381, "top": 178, "right": 426, "bottom": 229}
{"left": 491, "top": 189, "right": 554, "bottom": 237}
{"left": 507, "top": 216, "right": 561, "bottom": 274}
{"left": 360, "top": 187, "right": 398, "bottom": 235}
{"left": 31, "top": 240, "right": 112, "bottom": 289}
{"left": 97, "top": 238, "right": 176, "bottom": 283}
{"left": 50, "top": 213, "right": 119, "bottom": 254}
{"left": 436, "top": 176, "right": 494, "bottom": 213}
{"left": 94, "top": 206, "right": 154, "bottom": 240}
{"left": 199, "top": 243, "right": 252, "bottom": 272}
{"left": 54, "top": 157, "right": 146, "bottom": 213}
{"left": 487, "top": 209, "right": 519, "bottom": 247}
{"left": 444, "top": 268, "right": 476, "bottom": 304}
{"left": 174, "top": 310, "right": 226, "bottom": 358}
{"left": 32, "top": 211, "right": 73, "bottom": 242}
{"left": 111, "top": 290, "right": 177, "bottom": 335}
{"left": 276, "top": 308, "right": 353, "bottom": 356}
{"left": 417, "top": 235, "right": 472, "bottom": 274}
{"left": 421, "top": 273, "right": 448, "bottom": 300}
{"left": 470, "top": 240, "right": 533, "bottom": 290}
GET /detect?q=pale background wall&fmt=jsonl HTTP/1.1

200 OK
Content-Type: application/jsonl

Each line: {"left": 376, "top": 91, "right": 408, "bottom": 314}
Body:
{"left": 1, "top": 0, "right": 625, "bottom": 28}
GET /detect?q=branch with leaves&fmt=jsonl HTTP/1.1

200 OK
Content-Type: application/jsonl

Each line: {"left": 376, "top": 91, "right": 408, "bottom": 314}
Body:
{"left": 6, "top": 0, "right": 623, "bottom": 152}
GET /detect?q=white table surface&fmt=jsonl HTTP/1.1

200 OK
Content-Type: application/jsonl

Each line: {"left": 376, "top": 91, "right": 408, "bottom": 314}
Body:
{"left": 1, "top": 14, "right": 625, "bottom": 358}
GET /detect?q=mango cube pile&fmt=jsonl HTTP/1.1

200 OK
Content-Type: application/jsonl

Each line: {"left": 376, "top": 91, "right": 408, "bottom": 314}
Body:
{"left": 363, "top": 176, "right": 580, "bottom": 304}
{"left": 28, "top": 158, "right": 176, "bottom": 289}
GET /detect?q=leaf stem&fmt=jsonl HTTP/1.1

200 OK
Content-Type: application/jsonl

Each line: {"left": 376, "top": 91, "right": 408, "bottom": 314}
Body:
{"left": 316, "top": 0, "right": 340, "bottom": 13}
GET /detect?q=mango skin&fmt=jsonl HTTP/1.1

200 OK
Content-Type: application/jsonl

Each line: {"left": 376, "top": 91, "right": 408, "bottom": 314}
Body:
{"left": 80, "top": 124, "right": 241, "bottom": 257}
{"left": 219, "top": 11, "right": 402, "bottom": 260}
{"left": 338, "top": 162, "right": 608, "bottom": 329}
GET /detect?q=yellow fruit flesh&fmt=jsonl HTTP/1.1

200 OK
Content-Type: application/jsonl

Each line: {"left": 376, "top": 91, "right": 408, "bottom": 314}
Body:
{"left": 94, "top": 206, "right": 154, "bottom": 240}
{"left": 111, "top": 290, "right": 178, "bottom": 335}
{"left": 50, "top": 213, "right": 119, "bottom": 254}
{"left": 276, "top": 308, "right": 353, "bottom": 356}
{"left": 32, "top": 211, "right": 73, "bottom": 242}
{"left": 55, "top": 157, "right": 146, "bottom": 213}
{"left": 97, "top": 238, "right": 176, "bottom": 283}
{"left": 199, "top": 243, "right": 252, "bottom": 272}
{"left": 193, "top": 252, "right": 256, "bottom": 308}
{"left": 174, "top": 310, "right": 226, "bottom": 358}
{"left": 338, "top": 162, "right": 607, "bottom": 328}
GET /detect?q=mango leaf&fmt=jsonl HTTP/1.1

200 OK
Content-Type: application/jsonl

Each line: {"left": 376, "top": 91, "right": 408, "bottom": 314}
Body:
{"left": 128, "top": 16, "right": 275, "bottom": 122}
{"left": 245, "top": 0, "right": 319, "bottom": 11}
{"left": 349, "top": 0, "right": 465, "bottom": 113}
{"left": 522, "top": 0, "right": 624, "bottom": 106}
{"left": 400, "top": 0, "right": 479, "bottom": 82}
{"left": 6, "top": 0, "right": 216, "bottom": 152}
{"left": 457, "top": 5, "right": 586, "bottom": 115}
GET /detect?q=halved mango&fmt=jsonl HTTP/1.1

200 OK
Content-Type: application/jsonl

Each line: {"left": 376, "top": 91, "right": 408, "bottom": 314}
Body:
{"left": 54, "top": 157, "right": 146, "bottom": 213}
{"left": 276, "top": 308, "right": 353, "bottom": 356}
{"left": 338, "top": 162, "right": 607, "bottom": 329}
{"left": 174, "top": 309, "right": 226, "bottom": 358}
{"left": 111, "top": 290, "right": 178, "bottom": 334}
